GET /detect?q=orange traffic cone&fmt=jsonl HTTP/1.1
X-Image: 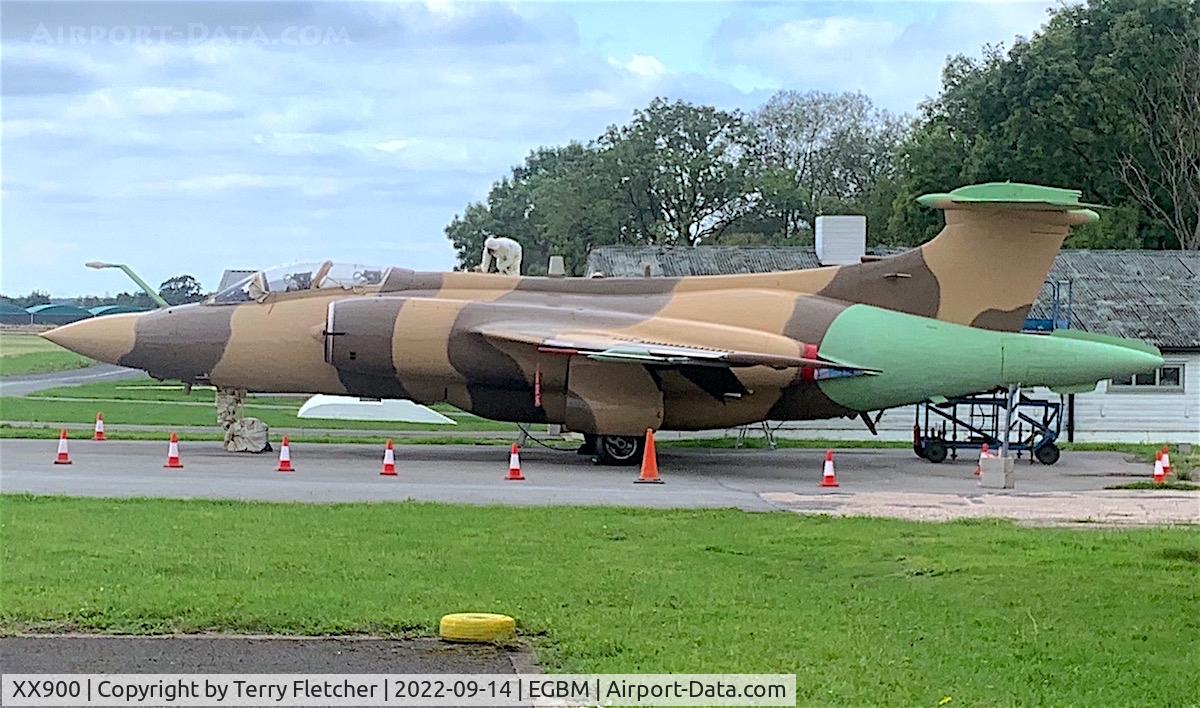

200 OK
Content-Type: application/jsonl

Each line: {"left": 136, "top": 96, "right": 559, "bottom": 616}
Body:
{"left": 163, "top": 432, "right": 183, "bottom": 469}
{"left": 276, "top": 436, "right": 294, "bottom": 472}
{"left": 380, "top": 439, "right": 397, "bottom": 476}
{"left": 819, "top": 450, "right": 839, "bottom": 487}
{"left": 505, "top": 443, "right": 525, "bottom": 481}
{"left": 93, "top": 412, "right": 106, "bottom": 441}
{"left": 635, "top": 429, "right": 663, "bottom": 484}
{"left": 974, "top": 443, "right": 990, "bottom": 478}
{"left": 53, "top": 429, "right": 72, "bottom": 465}
{"left": 1153, "top": 451, "right": 1165, "bottom": 485}
{"left": 1161, "top": 446, "right": 1172, "bottom": 478}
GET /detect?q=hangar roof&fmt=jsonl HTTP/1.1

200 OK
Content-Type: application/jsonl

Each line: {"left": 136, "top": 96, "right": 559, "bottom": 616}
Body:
{"left": 585, "top": 246, "right": 1200, "bottom": 351}
{"left": 1040, "top": 250, "right": 1200, "bottom": 350}
{"left": 26, "top": 303, "right": 92, "bottom": 315}
{"left": 88, "top": 305, "right": 150, "bottom": 316}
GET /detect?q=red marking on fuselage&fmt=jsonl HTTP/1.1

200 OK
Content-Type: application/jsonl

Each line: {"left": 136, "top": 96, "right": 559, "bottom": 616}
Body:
{"left": 801, "top": 343, "right": 819, "bottom": 384}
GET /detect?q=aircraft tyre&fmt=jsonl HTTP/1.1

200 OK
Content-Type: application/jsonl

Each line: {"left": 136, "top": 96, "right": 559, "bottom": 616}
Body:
{"left": 439, "top": 613, "right": 516, "bottom": 643}
{"left": 1034, "top": 443, "right": 1061, "bottom": 465}
{"left": 594, "top": 434, "right": 644, "bottom": 466}
{"left": 923, "top": 440, "right": 948, "bottom": 464}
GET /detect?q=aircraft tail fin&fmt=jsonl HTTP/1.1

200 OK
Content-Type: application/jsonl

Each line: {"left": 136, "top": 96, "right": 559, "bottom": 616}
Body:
{"left": 814, "top": 183, "right": 1100, "bottom": 331}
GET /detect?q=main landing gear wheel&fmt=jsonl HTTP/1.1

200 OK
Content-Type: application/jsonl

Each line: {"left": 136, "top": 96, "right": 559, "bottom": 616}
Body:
{"left": 1034, "top": 443, "right": 1061, "bottom": 465}
{"left": 594, "top": 434, "right": 644, "bottom": 466}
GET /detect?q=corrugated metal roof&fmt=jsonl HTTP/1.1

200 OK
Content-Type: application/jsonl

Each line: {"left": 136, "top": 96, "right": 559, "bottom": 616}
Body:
{"left": 586, "top": 246, "right": 1200, "bottom": 350}
{"left": 585, "top": 245, "right": 911, "bottom": 276}
{"left": 584, "top": 246, "right": 821, "bottom": 277}
{"left": 1039, "top": 250, "right": 1200, "bottom": 350}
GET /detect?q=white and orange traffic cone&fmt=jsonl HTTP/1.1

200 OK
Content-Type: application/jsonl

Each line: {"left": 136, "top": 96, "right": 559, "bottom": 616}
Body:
{"left": 635, "top": 428, "right": 663, "bottom": 484}
{"left": 1161, "top": 446, "right": 1172, "bottom": 478}
{"left": 163, "top": 432, "right": 183, "bottom": 469}
{"left": 505, "top": 443, "right": 524, "bottom": 481}
{"left": 53, "top": 429, "right": 72, "bottom": 465}
{"left": 93, "top": 412, "right": 106, "bottom": 441}
{"left": 380, "top": 439, "right": 397, "bottom": 476}
{"left": 1153, "top": 451, "right": 1165, "bottom": 485}
{"left": 819, "top": 450, "right": 839, "bottom": 487}
{"left": 276, "top": 436, "right": 294, "bottom": 473}
{"left": 975, "top": 443, "right": 990, "bottom": 478}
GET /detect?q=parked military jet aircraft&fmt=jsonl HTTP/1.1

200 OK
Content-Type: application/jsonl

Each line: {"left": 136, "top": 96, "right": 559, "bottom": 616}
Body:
{"left": 46, "top": 183, "right": 1162, "bottom": 464}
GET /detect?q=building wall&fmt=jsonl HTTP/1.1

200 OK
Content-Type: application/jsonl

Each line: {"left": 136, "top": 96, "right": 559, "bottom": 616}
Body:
{"left": 667, "top": 351, "right": 1200, "bottom": 445}
{"left": 1070, "top": 351, "right": 1198, "bottom": 444}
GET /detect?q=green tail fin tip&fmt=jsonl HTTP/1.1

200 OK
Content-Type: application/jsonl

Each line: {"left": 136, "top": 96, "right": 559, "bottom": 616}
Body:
{"left": 917, "top": 182, "right": 1104, "bottom": 222}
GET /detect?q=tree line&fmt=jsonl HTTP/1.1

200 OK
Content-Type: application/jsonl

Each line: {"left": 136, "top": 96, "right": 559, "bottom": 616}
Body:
{"left": 447, "top": 0, "right": 1198, "bottom": 275}
{"left": 1, "top": 274, "right": 206, "bottom": 309}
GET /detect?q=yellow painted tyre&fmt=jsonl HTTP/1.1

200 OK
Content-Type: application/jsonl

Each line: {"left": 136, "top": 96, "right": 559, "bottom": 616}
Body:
{"left": 439, "top": 613, "right": 516, "bottom": 643}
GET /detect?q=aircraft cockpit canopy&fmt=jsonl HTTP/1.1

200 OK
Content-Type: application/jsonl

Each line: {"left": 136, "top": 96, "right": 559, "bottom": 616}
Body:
{"left": 209, "top": 261, "right": 390, "bottom": 304}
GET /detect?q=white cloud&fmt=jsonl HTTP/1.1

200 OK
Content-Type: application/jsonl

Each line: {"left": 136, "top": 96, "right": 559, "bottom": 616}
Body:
{"left": 0, "top": 119, "right": 77, "bottom": 138}
{"left": 374, "top": 138, "right": 414, "bottom": 153}
{"left": 144, "top": 173, "right": 341, "bottom": 197}
{"left": 131, "top": 87, "right": 237, "bottom": 116}
{"left": 616, "top": 53, "right": 667, "bottom": 79}
{"left": 172, "top": 174, "right": 271, "bottom": 191}
{"left": 255, "top": 96, "right": 375, "bottom": 135}
{"left": 64, "top": 90, "right": 123, "bottom": 120}
{"left": 711, "top": 2, "right": 1056, "bottom": 112}
{"left": 10, "top": 0, "right": 1061, "bottom": 294}
{"left": 763, "top": 17, "right": 903, "bottom": 53}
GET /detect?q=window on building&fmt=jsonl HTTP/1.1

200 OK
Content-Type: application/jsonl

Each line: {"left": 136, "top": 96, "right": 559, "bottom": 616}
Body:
{"left": 1110, "top": 364, "right": 1186, "bottom": 392}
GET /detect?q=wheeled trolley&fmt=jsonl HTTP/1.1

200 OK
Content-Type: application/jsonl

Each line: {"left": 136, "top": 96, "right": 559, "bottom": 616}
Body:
{"left": 914, "top": 389, "right": 1063, "bottom": 465}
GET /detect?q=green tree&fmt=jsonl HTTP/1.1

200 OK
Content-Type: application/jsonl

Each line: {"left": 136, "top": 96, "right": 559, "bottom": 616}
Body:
{"left": 446, "top": 144, "right": 627, "bottom": 275}
{"left": 8, "top": 290, "right": 51, "bottom": 308}
{"left": 1118, "top": 34, "right": 1200, "bottom": 251}
{"left": 599, "top": 98, "right": 756, "bottom": 246}
{"left": 115, "top": 291, "right": 156, "bottom": 309}
{"left": 892, "top": 0, "right": 1200, "bottom": 248}
{"left": 750, "top": 91, "right": 908, "bottom": 242}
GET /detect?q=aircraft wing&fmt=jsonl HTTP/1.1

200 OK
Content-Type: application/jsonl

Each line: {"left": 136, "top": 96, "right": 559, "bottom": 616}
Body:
{"left": 478, "top": 326, "right": 877, "bottom": 375}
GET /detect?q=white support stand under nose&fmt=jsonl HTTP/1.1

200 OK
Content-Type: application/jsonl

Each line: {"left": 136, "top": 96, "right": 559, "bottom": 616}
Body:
{"left": 982, "top": 384, "right": 1020, "bottom": 489}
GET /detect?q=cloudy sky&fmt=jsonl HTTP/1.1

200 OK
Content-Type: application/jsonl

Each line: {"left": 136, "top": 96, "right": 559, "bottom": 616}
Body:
{"left": 1, "top": 0, "right": 1057, "bottom": 297}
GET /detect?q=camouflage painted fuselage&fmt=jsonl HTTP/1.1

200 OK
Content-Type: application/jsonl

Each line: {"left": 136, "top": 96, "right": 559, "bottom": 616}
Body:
{"left": 45, "top": 184, "right": 1164, "bottom": 435}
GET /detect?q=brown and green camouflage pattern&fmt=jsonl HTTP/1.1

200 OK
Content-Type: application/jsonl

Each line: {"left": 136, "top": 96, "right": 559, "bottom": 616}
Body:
{"left": 46, "top": 184, "right": 1160, "bottom": 435}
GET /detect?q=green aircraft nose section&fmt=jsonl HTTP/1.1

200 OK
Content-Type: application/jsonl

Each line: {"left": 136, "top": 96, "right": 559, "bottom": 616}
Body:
{"left": 999, "top": 330, "right": 1164, "bottom": 388}
{"left": 815, "top": 305, "right": 1163, "bottom": 411}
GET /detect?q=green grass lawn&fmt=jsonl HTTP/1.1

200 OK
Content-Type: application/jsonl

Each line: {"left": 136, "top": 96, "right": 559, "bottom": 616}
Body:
{"left": 1, "top": 496, "right": 1197, "bottom": 704}
{"left": 1, "top": 376, "right": 519, "bottom": 432}
{"left": 29, "top": 377, "right": 218, "bottom": 402}
{"left": 1107, "top": 480, "right": 1200, "bottom": 491}
{"left": 0, "top": 425, "right": 520, "bottom": 446}
{"left": 0, "top": 396, "right": 518, "bottom": 432}
{"left": 0, "top": 332, "right": 92, "bottom": 377}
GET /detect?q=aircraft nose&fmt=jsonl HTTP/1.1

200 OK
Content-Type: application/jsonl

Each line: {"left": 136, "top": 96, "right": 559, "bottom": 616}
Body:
{"left": 41, "top": 313, "right": 141, "bottom": 365}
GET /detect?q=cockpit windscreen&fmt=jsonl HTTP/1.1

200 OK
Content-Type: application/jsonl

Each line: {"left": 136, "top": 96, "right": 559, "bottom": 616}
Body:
{"left": 209, "top": 262, "right": 390, "bottom": 304}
